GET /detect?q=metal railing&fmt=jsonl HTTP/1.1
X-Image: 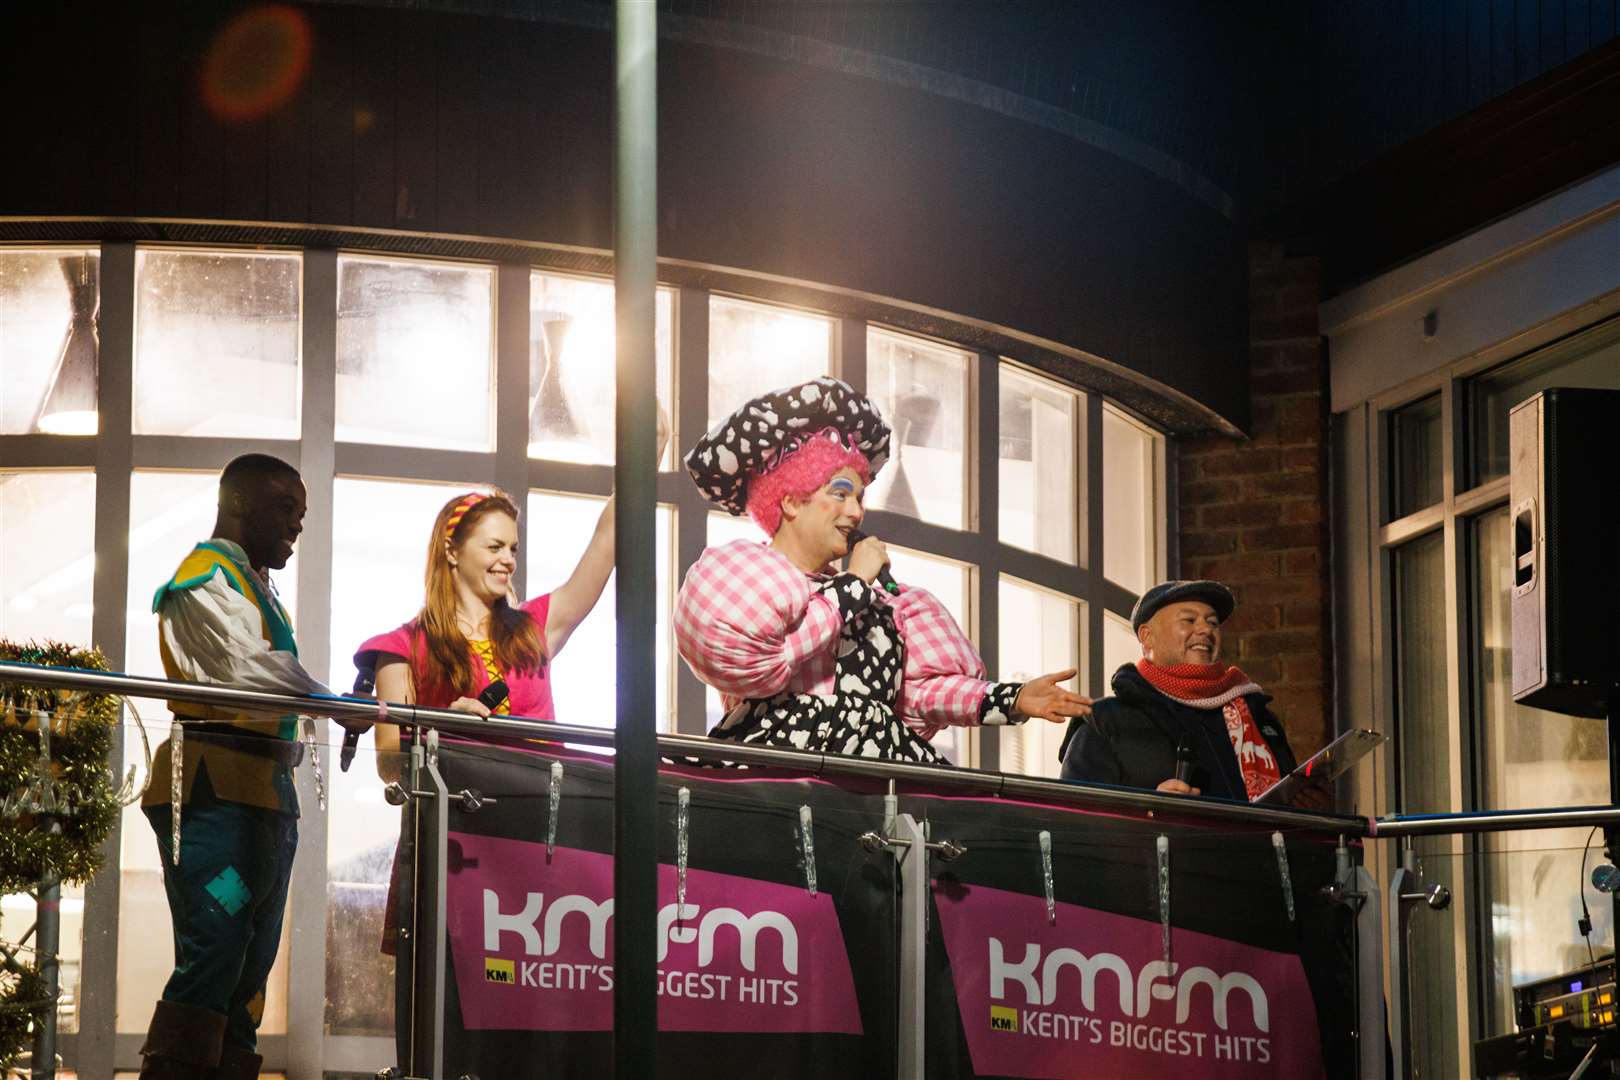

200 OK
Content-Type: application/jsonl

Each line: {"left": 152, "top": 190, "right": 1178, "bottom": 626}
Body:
{"left": 4, "top": 658, "right": 1618, "bottom": 1080}
{"left": 0, "top": 660, "right": 1372, "bottom": 836}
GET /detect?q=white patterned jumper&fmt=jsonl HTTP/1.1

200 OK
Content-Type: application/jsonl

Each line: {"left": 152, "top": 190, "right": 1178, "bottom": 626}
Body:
{"left": 675, "top": 540, "right": 1025, "bottom": 763}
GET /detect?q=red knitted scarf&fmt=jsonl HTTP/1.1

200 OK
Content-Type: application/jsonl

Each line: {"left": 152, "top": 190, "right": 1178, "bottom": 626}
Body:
{"left": 1136, "top": 660, "right": 1280, "bottom": 801}
{"left": 1135, "top": 661, "right": 1257, "bottom": 707}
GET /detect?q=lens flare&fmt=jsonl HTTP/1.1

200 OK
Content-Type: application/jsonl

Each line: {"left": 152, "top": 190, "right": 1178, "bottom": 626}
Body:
{"left": 200, "top": 4, "right": 312, "bottom": 122}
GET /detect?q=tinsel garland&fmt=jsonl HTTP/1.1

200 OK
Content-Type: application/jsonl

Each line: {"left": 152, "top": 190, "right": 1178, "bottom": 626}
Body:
{"left": 0, "top": 640, "right": 125, "bottom": 1068}
{"left": 0, "top": 967, "right": 47, "bottom": 1073}
{"left": 0, "top": 641, "right": 121, "bottom": 894}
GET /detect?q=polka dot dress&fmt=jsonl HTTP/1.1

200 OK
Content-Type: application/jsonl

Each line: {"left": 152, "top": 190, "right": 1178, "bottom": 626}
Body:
{"left": 711, "top": 573, "right": 1022, "bottom": 763}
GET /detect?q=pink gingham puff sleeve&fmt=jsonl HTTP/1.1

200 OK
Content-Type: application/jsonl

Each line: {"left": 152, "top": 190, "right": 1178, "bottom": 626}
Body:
{"left": 675, "top": 539, "right": 1024, "bottom": 734}
{"left": 887, "top": 586, "right": 1025, "bottom": 739}
{"left": 674, "top": 540, "right": 856, "bottom": 708}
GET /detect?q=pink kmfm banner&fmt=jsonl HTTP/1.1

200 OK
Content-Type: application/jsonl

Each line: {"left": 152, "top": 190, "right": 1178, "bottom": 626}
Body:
{"left": 936, "top": 881, "right": 1325, "bottom": 1080}
{"left": 444, "top": 832, "right": 863, "bottom": 1035}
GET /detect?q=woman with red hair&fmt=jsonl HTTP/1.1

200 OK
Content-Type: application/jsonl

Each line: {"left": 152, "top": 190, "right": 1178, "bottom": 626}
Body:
{"left": 358, "top": 415, "right": 667, "bottom": 774}
{"left": 677, "top": 377, "right": 1090, "bottom": 763}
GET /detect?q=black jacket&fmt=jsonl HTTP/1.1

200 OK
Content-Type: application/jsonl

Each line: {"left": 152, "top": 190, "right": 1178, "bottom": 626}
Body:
{"left": 1058, "top": 664, "right": 1298, "bottom": 801}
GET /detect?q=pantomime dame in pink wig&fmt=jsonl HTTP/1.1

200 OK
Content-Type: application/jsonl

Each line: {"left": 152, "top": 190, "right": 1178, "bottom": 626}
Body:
{"left": 676, "top": 377, "right": 1092, "bottom": 763}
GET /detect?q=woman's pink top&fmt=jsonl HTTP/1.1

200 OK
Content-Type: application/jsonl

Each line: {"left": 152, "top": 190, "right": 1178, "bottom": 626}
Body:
{"left": 354, "top": 594, "right": 556, "bottom": 719}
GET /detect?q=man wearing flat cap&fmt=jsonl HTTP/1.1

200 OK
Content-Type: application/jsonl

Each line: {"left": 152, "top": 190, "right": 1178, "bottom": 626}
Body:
{"left": 1058, "top": 580, "right": 1299, "bottom": 800}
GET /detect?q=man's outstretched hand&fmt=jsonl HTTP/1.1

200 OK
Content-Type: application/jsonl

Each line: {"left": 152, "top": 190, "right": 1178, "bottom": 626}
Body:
{"left": 1014, "top": 669, "right": 1093, "bottom": 723}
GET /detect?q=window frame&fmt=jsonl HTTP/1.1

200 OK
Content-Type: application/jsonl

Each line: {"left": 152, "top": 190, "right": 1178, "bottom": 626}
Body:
{"left": 1358, "top": 305, "right": 1620, "bottom": 1073}
{"left": 0, "top": 238, "right": 1172, "bottom": 1073}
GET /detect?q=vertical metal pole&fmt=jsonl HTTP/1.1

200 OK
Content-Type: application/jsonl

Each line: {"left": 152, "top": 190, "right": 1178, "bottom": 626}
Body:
{"left": 613, "top": 1, "right": 659, "bottom": 1076}
{"left": 1353, "top": 865, "right": 1387, "bottom": 1080}
{"left": 410, "top": 732, "right": 449, "bottom": 1080}
{"left": 1338, "top": 837, "right": 1387, "bottom": 1080}
{"left": 397, "top": 733, "right": 422, "bottom": 1075}
{"left": 1387, "top": 847, "right": 1415, "bottom": 1079}
{"left": 891, "top": 814, "right": 928, "bottom": 1080}
{"left": 31, "top": 821, "right": 63, "bottom": 1079}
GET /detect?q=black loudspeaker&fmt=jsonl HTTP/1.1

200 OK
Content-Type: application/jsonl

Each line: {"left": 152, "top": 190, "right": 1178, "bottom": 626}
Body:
{"left": 1509, "top": 387, "right": 1620, "bottom": 718}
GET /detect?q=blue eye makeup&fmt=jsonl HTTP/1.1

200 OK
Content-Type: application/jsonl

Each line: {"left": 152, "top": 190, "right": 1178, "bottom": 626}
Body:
{"left": 828, "top": 477, "right": 857, "bottom": 496}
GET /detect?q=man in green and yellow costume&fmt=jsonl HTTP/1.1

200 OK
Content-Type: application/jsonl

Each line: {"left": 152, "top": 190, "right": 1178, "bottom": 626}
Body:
{"left": 138, "top": 454, "right": 352, "bottom": 1080}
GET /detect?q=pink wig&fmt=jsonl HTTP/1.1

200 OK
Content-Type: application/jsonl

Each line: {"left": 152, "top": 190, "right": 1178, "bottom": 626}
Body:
{"left": 745, "top": 428, "right": 873, "bottom": 536}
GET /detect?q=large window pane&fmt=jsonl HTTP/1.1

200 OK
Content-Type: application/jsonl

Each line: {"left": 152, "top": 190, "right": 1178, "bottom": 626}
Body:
{"left": 133, "top": 249, "right": 301, "bottom": 437}
{"left": 0, "top": 249, "right": 99, "bottom": 435}
{"left": 997, "top": 576, "right": 1082, "bottom": 779}
{"left": 336, "top": 256, "right": 494, "bottom": 451}
{"left": 1102, "top": 610, "right": 1139, "bottom": 692}
{"left": 1393, "top": 531, "right": 1449, "bottom": 813}
{"left": 706, "top": 510, "right": 762, "bottom": 550}
{"left": 529, "top": 273, "right": 675, "bottom": 467}
{"left": 864, "top": 328, "right": 970, "bottom": 528}
{"left": 1387, "top": 393, "right": 1443, "bottom": 521}
{"left": 528, "top": 491, "right": 675, "bottom": 732}
{"left": 707, "top": 296, "right": 830, "bottom": 430}
{"left": 329, "top": 477, "right": 464, "bottom": 693}
{"left": 1473, "top": 506, "right": 1611, "bottom": 1036}
{"left": 0, "top": 471, "right": 96, "bottom": 643}
{"left": 0, "top": 470, "right": 95, "bottom": 1034}
{"left": 887, "top": 544, "right": 973, "bottom": 765}
{"left": 327, "top": 476, "right": 471, "bottom": 1038}
{"left": 118, "top": 470, "right": 298, "bottom": 1037}
{"left": 1390, "top": 529, "right": 1460, "bottom": 1079}
{"left": 1467, "top": 318, "right": 1620, "bottom": 487}
{"left": 999, "top": 366, "right": 1077, "bottom": 563}
{"left": 1102, "top": 404, "right": 1159, "bottom": 594}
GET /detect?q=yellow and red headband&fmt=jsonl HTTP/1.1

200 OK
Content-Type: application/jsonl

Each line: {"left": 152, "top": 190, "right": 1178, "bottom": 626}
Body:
{"left": 444, "top": 492, "right": 489, "bottom": 541}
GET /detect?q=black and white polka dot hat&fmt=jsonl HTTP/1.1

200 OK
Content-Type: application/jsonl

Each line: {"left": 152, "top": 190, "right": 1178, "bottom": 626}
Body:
{"left": 683, "top": 376, "right": 891, "bottom": 515}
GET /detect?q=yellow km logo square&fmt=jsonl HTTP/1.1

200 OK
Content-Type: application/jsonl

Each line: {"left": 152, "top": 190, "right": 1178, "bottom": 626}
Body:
{"left": 485, "top": 957, "right": 515, "bottom": 985}
{"left": 990, "top": 1005, "right": 1017, "bottom": 1031}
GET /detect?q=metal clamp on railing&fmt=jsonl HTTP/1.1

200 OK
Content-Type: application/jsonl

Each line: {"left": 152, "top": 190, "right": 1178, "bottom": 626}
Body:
{"left": 382, "top": 781, "right": 496, "bottom": 814}
{"left": 858, "top": 829, "right": 967, "bottom": 862}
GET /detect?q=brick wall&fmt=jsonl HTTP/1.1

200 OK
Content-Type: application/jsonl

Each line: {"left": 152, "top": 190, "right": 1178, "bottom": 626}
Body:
{"left": 1176, "top": 243, "right": 1332, "bottom": 758}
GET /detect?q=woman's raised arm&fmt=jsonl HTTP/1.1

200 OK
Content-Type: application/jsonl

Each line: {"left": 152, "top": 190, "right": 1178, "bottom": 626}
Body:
{"left": 544, "top": 405, "right": 669, "bottom": 657}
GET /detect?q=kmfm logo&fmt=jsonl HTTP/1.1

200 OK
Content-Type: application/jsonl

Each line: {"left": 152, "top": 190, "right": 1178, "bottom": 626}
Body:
{"left": 485, "top": 957, "right": 515, "bottom": 985}
{"left": 483, "top": 891, "right": 800, "bottom": 974}
{"left": 988, "top": 939, "right": 1269, "bottom": 1033}
{"left": 990, "top": 1005, "right": 1018, "bottom": 1031}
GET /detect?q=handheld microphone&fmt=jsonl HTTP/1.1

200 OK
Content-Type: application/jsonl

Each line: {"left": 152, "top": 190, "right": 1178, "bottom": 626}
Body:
{"left": 1173, "top": 738, "right": 1197, "bottom": 786}
{"left": 845, "top": 528, "right": 900, "bottom": 595}
{"left": 340, "top": 665, "right": 377, "bottom": 773}
{"left": 477, "top": 678, "right": 510, "bottom": 712}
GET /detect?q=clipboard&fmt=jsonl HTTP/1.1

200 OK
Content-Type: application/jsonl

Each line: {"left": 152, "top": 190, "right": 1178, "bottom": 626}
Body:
{"left": 1253, "top": 728, "right": 1385, "bottom": 805}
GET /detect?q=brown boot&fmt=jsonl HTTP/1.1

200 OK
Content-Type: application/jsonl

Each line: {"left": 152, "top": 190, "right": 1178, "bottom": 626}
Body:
{"left": 212, "top": 1045, "right": 264, "bottom": 1080}
{"left": 139, "top": 1000, "right": 226, "bottom": 1079}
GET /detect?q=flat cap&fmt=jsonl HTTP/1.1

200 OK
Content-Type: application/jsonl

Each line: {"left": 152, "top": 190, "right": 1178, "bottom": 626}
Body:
{"left": 1129, "top": 580, "right": 1235, "bottom": 632}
